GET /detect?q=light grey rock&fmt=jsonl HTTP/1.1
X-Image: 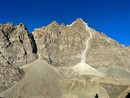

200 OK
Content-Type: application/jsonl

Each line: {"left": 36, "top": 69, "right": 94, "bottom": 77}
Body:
{"left": 0, "top": 22, "right": 38, "bottom": 67}
{"left": 0, "top": 22, "right": 38, "bottom": 92}
{"left": 0, "top": 66, "right": 24, "bottom": 93}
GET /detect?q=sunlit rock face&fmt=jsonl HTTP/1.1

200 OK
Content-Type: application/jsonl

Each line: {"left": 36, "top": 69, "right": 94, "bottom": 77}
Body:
{"left": 87, "top": 31, "right": 130, "bottom": 70}
{"left": 33, "top": 18, "right": 130, "bottom": 71}
{"left": 0, "top": 22, "right": 38, "bottom": 67}
{"left": 32, "top": 18, "right": 130, "bottom": 98}
{"left": 0, "top": 23, "right": 38, "bottom": 92}
{"left": 33, "top": 18, "right": 90, "bottom": 66}
{"left": 0, "top": 66, "right": 24, "bottom": 93}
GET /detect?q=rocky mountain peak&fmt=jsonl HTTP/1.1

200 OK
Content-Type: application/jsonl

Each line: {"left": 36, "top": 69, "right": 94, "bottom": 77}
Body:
{"left": 0, "top": 22, "right": 38, "bottom": 67}
{"left": 5, "top": 22, "right": 13, "bottom": 26}
{"left": 50, "top": 21, "right": 59, "bottom": 26}
{"left": 17, "top": 23, "right": 28, "bottom": 30}
{"left": 33, "top": 18, "right": 130, "bottom": 71}
{"left": 68, "top": 18, "right": 88, "bottom": 27}
{"left": 74, "top": 18, "right": 84, "bottom": 23}
{"left": 1, "top": 19, "right": 130, "bottom": 98}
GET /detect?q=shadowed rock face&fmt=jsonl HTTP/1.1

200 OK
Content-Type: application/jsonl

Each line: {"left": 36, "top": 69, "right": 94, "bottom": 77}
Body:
{"left": 0, "top": 18, "right": 130, "bottom": 98}
{"left": 0, "top": 22, "right": 38, "bottom": 67}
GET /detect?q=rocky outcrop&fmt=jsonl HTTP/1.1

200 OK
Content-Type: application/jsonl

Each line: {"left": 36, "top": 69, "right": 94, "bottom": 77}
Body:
{"left": 0, "top": 22, "right": 38, "bottom": 67}
{"left": 33, "top": 18, "right": 130, "bottom": 71}
{"left": 0, "top": 66, "right": 24, "bottom": 93}
{"left": 0, "top": 22, "right": 38, "bottom": 92}
{"left": 33, "top": 19, "right": 91, "bottom": 66}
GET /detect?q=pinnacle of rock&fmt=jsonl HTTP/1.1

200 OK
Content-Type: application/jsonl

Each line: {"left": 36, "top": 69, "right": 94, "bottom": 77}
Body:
{"left": 68, "top": 18, "right": 87, "bottom": 27}
{"left": 50, "top": 21, "right": 59, "bottom": 25}
{"left": 74, "top": 18, "right": 84, "bottom": 24}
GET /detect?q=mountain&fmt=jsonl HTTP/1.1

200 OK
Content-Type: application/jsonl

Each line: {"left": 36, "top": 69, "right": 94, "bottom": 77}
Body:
{"left": 0, "top": 18, "right": 130, "bottom": 98}
{"left": 0, "top": 22, "right": 38, "bottom": 92}
{"left": 0, "top": 22, "right": 38, "bottom": 67}
{"left": 33, "top": 18, "right": 130, "bottom": 71}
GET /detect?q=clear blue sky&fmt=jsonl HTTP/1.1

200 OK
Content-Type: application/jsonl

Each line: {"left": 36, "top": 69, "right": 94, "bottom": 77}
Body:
{"left": 0, "top": 0, "right": 130, "bottom": 46}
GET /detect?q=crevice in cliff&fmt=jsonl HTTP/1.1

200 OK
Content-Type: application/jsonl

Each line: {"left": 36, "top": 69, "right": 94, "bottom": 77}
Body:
{"left": 28, "top": 33, "right": 38, "bottom": 54}
{"left": 1, "top": 29, "right": 12, "bottom": 48}
{"left": 48, "top": 52, "right": 52, "bottom": 64}
{"left": 19, "top": 36, "right": 23, "bottom": 44}
{"left": 18, "top": 23, "right": 38, "bottom": 54}
{"left": 23, "top": 47, "right": 27, "bottom": 63}
{"left": 0, "top": 51, "right": 11, "bottom": 65}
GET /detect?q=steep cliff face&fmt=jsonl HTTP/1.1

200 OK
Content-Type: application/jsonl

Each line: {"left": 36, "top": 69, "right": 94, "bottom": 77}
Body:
{"left": 0, "top": 22, "right": 38, "bottom": 67}
{"left": 33, "top": 19, "right": 89, "bottom": 66}
{"left": 0, "top": 22, "right": 38, "bottom": 92}
{"left": 33, "top": 18, "right": 130, "bottom": 71}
